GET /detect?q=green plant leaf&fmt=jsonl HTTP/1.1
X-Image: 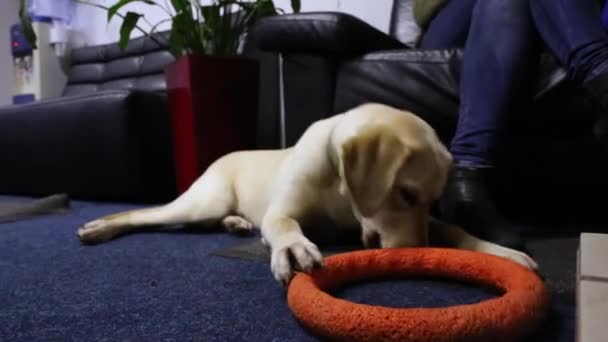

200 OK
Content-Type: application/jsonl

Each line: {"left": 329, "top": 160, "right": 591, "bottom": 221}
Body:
{"left": 201, "top": 4, "right": 221, "bottom": 30}
{"left": 170, "top": 0, "right": 190, "bottom": 13}
{"left": 170, "top": 10, "right": 205, "bottom": 55}
{"left": 108, "top": 0, "right": 155, "bottom": 21}
{"left": 200, "top": 4, "right": 219, "bottom": 50}
{"left": 118, "top": 12, "right": 142, "bottom": 49}
{"left": 290, "top": 0, "right": 301, "bottom": 13}
{"left": 235, "top": 0, "right": 277, "bottom": 26}
{"left": 168, "top": 19, "right": 186, "bottom": 57}
{"left": 171, "top": 6, "right": 204, "bottom": 53}
{"left": 188, "top": 0, "right": 202, "bottom": 25}
{"left": 18, "top": 0, "right": 37, "bottom": 49}
{"left": 257, "top": 0, "right": 278, "bottom": 17}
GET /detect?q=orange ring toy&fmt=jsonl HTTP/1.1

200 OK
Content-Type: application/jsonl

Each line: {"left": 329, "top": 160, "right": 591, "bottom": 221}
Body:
{"left": 287, "top": 247, "right": 549, "bottom": 342}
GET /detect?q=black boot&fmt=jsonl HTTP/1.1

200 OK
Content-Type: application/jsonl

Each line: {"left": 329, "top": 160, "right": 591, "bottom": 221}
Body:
{"left": 582, "top": 73, "right": 608, "bottom": 149}
{"left": 439, "top": 165, "right": 526, "bottom": 251}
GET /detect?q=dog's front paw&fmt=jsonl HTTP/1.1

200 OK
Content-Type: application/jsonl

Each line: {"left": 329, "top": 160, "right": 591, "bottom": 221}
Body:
{"left": 505, "top": 249, "right": 538, "bottom": 271}
{"left": 270, "top": 234, "right": 323, "bottom": 286}
{"left": 484, "top": 245, "right": 539, "bottom": 271}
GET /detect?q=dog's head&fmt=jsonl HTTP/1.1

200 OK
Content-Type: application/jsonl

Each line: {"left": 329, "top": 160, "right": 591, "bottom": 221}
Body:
{"left": 337, "top": 104, "right": 452, "bottom": 249}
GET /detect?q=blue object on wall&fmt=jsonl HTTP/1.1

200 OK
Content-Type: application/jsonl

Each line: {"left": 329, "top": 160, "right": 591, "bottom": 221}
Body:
{"left": 10, "top": 24, "right": 33, "bottom": 58}
{"left": 12, "top": 94, "right": 36, "bottom": 105}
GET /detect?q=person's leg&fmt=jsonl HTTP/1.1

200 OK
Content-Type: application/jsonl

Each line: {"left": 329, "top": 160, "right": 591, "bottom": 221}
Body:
{"left": 419, "top": 0, "right": 478, "bottom": 49}
{"left": 421, "top": 0, "right": 539, "bottom": 251}
{"left": 529, "top": 0, "right": 608, "bottom": 84}
{"left": 529, "top": 0, "right": 608, "bottom": 147}
{"left": 448, "top": 0, "right": 539, "bottom": 168}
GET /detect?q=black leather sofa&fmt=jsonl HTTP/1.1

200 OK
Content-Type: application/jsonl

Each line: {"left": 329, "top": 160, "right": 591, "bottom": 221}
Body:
{"left": 0, "top": 29, "right": 283, "bottom": 203}
{"left": 250, "top": 0, "right": 608, "bottom": 222}
{"left": 0, "top": 33, "right": 178, "bottom": 203}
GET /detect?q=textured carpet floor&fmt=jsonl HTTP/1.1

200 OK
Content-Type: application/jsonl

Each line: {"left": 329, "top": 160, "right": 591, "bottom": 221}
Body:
{"left": 0, "top": 196, "right": 578, "bottom": 341}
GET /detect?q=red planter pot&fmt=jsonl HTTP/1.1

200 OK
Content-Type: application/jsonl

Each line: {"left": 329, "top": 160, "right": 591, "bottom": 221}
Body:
{"left": 164, "top": 54, "right": 259, "bottom": 194}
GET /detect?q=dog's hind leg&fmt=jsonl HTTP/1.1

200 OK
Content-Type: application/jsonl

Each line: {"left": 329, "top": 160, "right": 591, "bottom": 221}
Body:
{"left": 77, "top": 171, "right": 235, "bottom": 244}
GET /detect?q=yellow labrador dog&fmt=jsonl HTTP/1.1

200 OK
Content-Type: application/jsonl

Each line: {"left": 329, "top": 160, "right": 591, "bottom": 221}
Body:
{"left": 77, "top": 103, "right": 537, "bottom": 285}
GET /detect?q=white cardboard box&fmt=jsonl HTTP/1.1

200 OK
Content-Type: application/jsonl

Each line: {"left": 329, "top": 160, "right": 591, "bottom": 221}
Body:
{"left": 577, "top": 233, "right": 608, "bottom": 342}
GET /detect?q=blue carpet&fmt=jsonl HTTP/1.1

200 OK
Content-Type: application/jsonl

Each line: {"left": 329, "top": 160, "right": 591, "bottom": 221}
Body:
{"left": 0, "top": 196, "right": 574, "bottom": 341}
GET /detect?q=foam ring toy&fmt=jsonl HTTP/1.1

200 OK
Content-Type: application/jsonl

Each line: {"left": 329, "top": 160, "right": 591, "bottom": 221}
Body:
{"left": 287, "top": 247, "right": 549, "bottom": 342}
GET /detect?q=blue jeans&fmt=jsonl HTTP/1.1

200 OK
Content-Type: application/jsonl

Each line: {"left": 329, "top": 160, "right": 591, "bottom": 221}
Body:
{"left": 420, "top": 0, "right": 608, "bottom": 167}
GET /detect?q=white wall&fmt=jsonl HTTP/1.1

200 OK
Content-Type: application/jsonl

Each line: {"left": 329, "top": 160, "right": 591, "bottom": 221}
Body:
{"left": 276, "top": 0, "right": 394, "bottom": 32}
{"left": 71, "top": 0, "right": 394, "bottom": 46}
{"left": 0, "top": 0, "right": 20, "bottom": 105}
{"left": 338, "top": 0, "right": 393, "bottom": 33}
{"left": 71, "top": 0, "right": 173, "bottom": 47}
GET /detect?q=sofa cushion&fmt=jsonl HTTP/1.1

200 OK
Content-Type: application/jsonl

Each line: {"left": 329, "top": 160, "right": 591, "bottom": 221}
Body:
{"left": 0, "top": 90, "right": 176, "bottom": 202}
{"left": 63, "top": 32, "right": 175, "bottom": 96}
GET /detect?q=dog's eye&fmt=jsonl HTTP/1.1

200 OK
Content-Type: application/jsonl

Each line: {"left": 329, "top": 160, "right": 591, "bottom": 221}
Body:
{"left": 399, "top": 187, "right": 418, "bottom": 206}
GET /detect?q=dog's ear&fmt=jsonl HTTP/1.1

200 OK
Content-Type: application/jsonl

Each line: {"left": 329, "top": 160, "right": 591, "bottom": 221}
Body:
{"left": 339, "top": 128, "right": 411, "bottom": 217}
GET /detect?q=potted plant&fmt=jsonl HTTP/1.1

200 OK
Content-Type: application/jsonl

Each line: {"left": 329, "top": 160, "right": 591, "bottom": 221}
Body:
{"left": 19, "top": 0, "right": 301, "bottom": 193}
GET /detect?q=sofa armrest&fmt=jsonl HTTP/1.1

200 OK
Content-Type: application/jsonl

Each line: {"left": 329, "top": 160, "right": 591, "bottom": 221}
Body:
{"left": 0, "top": 90, "right": 176, "bottom": 202}
{"left": 251, "top": 12, "right": 407, "bottom": 57}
